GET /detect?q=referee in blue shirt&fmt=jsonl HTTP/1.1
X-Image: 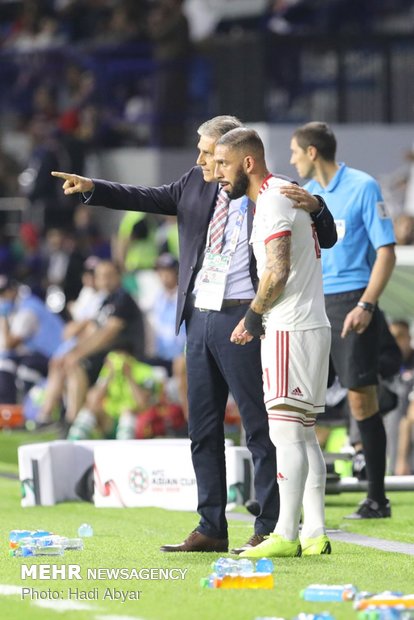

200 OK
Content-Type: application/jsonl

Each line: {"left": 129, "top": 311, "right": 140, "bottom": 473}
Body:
{"left": 282, "top": 122, "right": 396, "bottom": 519}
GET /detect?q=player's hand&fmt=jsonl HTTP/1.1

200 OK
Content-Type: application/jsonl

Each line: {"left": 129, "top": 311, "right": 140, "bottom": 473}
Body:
{"left": 230, "top": 318, "right": 253, "bottom": 345}
{"left": 341, "top": 306, "right": 373, "bottom": 338}
{"left": 280, "top": 184, "right": 321, "bottom": 214}
{"left": 51, "top": 171, "right": 95, "bottom": 195}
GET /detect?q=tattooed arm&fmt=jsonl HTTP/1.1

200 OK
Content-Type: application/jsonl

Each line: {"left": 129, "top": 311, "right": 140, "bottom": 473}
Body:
{"left": 230, "top": 235, "right": 291, "bottom": 344}
{"left": 251, "top": 235, "right": 291, "bottom": 314}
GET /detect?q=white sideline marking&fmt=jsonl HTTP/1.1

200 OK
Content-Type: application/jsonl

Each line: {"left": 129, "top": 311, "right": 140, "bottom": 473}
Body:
{"left": 32, "top": 599, "right": 98, "bottom": 612}
{"left": 0, "top": 585, "right": 23, "bottom": 596}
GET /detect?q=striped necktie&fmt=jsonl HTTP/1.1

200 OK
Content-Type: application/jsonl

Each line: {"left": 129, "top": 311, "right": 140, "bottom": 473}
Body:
{"left": 209, "top": 188, "right": 230, "bottom": 254}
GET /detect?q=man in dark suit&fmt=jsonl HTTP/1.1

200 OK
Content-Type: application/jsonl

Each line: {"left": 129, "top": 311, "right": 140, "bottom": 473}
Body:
{"left": 52, "top": 116, "right": 337, "bottom": 553}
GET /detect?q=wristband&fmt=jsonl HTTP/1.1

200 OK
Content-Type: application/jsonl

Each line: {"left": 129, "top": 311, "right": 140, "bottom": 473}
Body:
{"left": 311, "top": 195, "right": 326, "bottom": 219}
{"left": 244, "top": 307, "right": 264, "bottom": 338}
{"left": 357, "top": 301, "right": 375, "bottom": 313}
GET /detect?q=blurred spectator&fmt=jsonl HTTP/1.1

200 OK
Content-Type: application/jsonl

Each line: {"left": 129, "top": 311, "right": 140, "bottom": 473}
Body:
{"left": 147, "top": 253, "right": 185, "bottom": 372}
{"left": 18, "top": 117, "right": 74, "bottom": 228}
{"left": 393, "top": 213, "right": 414, "bottom": 245}
{"left": 72, "top": 204, "right": 106, "bottom": 258}
{"left": 113, "top": 211, "right": 159, "bottom": 300}
{"left": 148, "top": 0, "right": 191, "bottom": 146}
{"left": 31, "top": 84, "right": 58, "bottom": 122}
{"left": 95, "top": 1, "right": 148, "bottom": 45}
{"left": 41, "top": 227, "right": 85, "bottom": 304}
{"left": 390, "top": 320, "right": 414, "bottom": 475}
{"left": 146, "top": 252, "right": 187, "bottom": 418}
{"left": 67, "top": 348, "right": 162, "bottom": 440}
{"left": 3, "top": 0, "right": 64, "bottom": 51}
{"left": 0, "top": 147, "right": 21, "bottom": 198}
{"left": 156, "top": 215, "right": 179, "bottom": 258}
{"left": 0, "top": 275, "right": 64, "bottom": 403}
{"left": 65, "top": 255, "right": 104, "bottom": 321}
{"left": 12, "top": 222, "right": 44, "bottom": 296}
{"left": 53, "top": 0, "right": 113, "bottom": 43}
{"left": 39, "top": 260, "right": 145, "bottom": 429}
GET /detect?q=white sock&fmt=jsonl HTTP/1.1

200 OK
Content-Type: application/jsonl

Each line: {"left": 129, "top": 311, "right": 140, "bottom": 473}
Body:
{"left": 268, "top": 409, "right": 309, "bottom": 541}
{"left": 116, "top": 411, "right": 136, "bottom": 440}
{"left": 301, "top": 421, "right": 327, "bottom": 540}
{"left": 67, "top": 408, "right": 96, "bottom": 441}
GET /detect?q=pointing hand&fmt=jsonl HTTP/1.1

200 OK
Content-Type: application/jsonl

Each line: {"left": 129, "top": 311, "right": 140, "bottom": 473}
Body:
{"left": 51, "top": 171, "right": 94, "bottom": 195}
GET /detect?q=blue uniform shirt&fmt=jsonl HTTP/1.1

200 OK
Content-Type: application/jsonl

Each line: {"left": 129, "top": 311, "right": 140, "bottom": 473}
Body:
{"left": 304, "top": 163, "right": 395, "bottom": 295}
{"left": 19, "top": 294, "right": 64, "bottom": 357}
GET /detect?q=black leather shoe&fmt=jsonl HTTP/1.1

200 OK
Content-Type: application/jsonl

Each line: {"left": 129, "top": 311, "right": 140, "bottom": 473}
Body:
{"left": 230, "top": 533, "right": 268, "bottom": 555}
{"left": 160, "top": 530, "right": 228, "bottom": 552}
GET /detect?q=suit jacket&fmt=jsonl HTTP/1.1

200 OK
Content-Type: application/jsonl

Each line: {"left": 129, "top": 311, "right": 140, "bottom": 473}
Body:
{"left": 87, "top": 166, "right": 337, "bottom": 332}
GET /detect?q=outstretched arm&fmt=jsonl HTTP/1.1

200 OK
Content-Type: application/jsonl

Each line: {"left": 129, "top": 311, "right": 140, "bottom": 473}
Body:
{"left": 51, "top": 169, "right": 186, "bottom": 217}
{"left": 51, "top": 171, "right": 94, "bottom": 195}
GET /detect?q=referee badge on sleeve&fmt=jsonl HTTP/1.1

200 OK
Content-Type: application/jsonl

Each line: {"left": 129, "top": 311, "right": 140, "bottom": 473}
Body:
{"left": 376, "top": 201, "right": 391, "bottom": 219}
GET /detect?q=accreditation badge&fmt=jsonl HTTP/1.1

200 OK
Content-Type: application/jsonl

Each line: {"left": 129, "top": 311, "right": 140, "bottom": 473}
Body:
{"left": 194, "top": 251, "right": 231, "bottom": 311}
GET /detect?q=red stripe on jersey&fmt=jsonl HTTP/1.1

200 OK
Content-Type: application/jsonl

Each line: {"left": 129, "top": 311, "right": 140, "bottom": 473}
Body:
{"left": 265, "top": 230, "right": 291, "bottom": 245}
{"left": 259, "top": 173, "right": 274, "bottom": 194}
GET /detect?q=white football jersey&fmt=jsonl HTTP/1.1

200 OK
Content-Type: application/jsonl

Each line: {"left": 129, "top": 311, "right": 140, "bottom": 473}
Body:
{"left": 250, "top": 174, "right": 330, "bottom": 331}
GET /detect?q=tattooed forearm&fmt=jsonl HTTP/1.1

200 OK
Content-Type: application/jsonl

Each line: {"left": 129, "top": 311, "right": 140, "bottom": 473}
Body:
{"left": 251, "top": 236, "right": 291, "bottom": 314}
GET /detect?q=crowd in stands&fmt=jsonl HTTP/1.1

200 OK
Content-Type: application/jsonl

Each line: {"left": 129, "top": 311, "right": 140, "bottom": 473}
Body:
{"left": 0, "top": 200, "right": 189, "bottom": 441}
{"left": 0, "top": 1, "right": 414, "bottom": 469}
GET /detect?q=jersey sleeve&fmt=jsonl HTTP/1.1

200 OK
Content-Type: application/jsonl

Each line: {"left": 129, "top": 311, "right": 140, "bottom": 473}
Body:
{"left": 360, "top": 178, "right": 396, "bottom": 249}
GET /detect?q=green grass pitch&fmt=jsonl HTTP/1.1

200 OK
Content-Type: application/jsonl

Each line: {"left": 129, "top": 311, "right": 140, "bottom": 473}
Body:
{"left": 1, "top": 432, "right": 413, "bottom": 620}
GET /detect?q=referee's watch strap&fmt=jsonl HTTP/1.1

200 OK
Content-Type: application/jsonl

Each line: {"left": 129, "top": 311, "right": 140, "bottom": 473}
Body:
{"left": 357, "top": 301, "right": 376, "bottom": 313}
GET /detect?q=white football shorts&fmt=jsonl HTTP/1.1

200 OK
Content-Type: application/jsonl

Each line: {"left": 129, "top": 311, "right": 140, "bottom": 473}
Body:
{"left": 261, "top": 326, "right": 331, "bottom": 414}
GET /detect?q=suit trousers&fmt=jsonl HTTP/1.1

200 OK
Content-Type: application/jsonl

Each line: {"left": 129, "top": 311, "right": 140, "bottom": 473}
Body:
{"left": 185, "top": 303, "right": 279, "bottom": 539}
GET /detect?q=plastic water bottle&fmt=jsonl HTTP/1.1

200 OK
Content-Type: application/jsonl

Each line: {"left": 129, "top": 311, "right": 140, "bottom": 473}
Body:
{"left": 9, "top": 529, "right": 52, "bottom": 548}
{"left": 211, "top": 558, "right": 238, "bottom": 577}
{"left": 355, "top": 593, "right": 414, "bottom": 611}
{"left": 27, "top": 536, "right": 84, "bottom": 551}
{"left": 255, "top": 558, "right": 274, "bottom": 574}
{"left": 219, "top": 572, "right": 274, "bottom": 590}
{"left": 59, "top": 538, "right": 84, "bottom": 550}
{"left": 358, "top": 610, "right": 414, "bottom": 619}
{"left": 238, "top": 559, "right": 254, "bottom": 574}
{"left": 10, "top": 544, "right": 64, "bottom": 557}
{"left": 9, "top": 530, "right": 32, "bottom": 543}
{"left": 301, "top": 584, "right": 358, "bottom": 602}
{"left": 78, "top": 523, "right": 93, "bottom": 537}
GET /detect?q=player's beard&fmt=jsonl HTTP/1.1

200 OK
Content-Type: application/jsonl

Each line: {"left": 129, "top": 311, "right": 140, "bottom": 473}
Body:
{"left": 226, "top": 165, "right": 249, "bottom": 200}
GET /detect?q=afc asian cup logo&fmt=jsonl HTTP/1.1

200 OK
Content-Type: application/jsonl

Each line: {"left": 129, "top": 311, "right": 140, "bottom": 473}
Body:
{"left": 129, "top": 467, "right": 149, "bottom": 494}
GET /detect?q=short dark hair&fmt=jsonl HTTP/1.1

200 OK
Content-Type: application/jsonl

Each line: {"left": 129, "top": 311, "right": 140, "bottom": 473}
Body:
{"left": 197, "top": 115, "right": 243, "bottom": 140}
{"left": 292, "top": 122, "right": 337, "bottom": 161}
{"left": 390, "top": 319, "right": 410, "bottom": 332}
{"left": 216, "top": 127, "right": 265, "bottom": 160}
